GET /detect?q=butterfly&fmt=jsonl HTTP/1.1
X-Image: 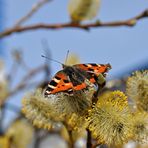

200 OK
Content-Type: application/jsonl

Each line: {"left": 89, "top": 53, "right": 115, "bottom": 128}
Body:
{"left": 44, "top": 63, "right": 111, "bottom": 97}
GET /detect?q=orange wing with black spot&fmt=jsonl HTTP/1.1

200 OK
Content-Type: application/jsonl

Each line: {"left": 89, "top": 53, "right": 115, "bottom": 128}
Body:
{"left": 44, "top": 70, "right": 87, "bottom": 96}
{"left": 74, "top": 63, "right": 111, "bottom": 75}
{"left": 44, "top": 63, "right": 111, "bottom": 96}
{"left": 73, "top": 63, "right": 111, "bottom": 83}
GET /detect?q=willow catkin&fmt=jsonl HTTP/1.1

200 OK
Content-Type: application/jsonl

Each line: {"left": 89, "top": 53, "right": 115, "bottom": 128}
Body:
{"left": 126, "top": 70, "right": 148, "bottom": 112}
{"left": 6, "top": 119, "right": 34, "bottom": 148}
{"left": 68, "top": 0, "right": 101, "bottom": 23}
{"left": 132, "top": 111, "right": 148, "bottom": 144}
{"left": 22, "top": 80, "right": 95, "bottom": 130}
{"left": 87, "top": 91, "right": 133, "bottom": 146}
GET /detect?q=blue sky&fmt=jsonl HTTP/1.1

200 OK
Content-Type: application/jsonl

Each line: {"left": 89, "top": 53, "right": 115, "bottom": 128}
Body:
{"left": 2, "top": 0, "right": 148, "bottom": 78}
{"left": 1, "top": 0, "right": 148, "bottom": 128}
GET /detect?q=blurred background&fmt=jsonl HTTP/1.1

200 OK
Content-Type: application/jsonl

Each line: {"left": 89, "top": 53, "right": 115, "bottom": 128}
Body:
{"left": 1, "top": 0, "right": 148, "bottom": 75}
{"left": 0, "top": 0, "right": 148, "bottom": 147}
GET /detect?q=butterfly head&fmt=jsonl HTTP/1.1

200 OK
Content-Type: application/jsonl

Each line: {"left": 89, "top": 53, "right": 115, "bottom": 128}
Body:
{"left": 103, "top": 63, "right": 112, "bottom": 76}
{"left": 106, "top": 63, "right": 112, "bottom": 70}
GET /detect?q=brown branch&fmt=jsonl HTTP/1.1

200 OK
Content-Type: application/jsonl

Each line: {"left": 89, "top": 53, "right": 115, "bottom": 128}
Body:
{"left": 86, "top": 128, "right": 92, "bottom": 148}
{"left": 0, "top": 63, "right": 49, "bottom": 108}
{"left": 9, "top": 64, "right": 47, "bottom": 96}
{"left": 14, "top": 0, "right": 52, "bottom": 27}
{"left": 0, "top": 9, "right": 148, "bottom": 38}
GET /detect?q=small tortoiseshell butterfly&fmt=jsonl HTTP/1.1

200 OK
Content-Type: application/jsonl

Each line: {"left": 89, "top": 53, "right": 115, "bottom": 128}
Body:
{"left": 44, "top": 61, "right": 111, "bottom": 97}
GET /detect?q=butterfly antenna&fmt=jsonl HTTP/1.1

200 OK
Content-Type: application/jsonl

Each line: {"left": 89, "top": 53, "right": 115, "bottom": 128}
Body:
{"left": 41, "top": 55, "right": 64, "bottom": 66}
{"left": 64, "top": 50, "right": 69, "bottom": 65}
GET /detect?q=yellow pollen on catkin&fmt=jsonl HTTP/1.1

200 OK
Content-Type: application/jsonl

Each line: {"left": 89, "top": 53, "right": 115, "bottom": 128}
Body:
{"left": 87, "top": 91, "right": 132, "bottom": 146}
{"left": 126, "top": 70, "right": 148, "bottom": 112}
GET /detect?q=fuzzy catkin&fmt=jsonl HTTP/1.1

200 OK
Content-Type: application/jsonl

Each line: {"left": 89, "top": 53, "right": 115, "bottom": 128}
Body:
{"left": 22, "top": 80, "right": 95, "bottom": 130}
{"left": 6, "top": 119, "right": 34, "bottom": 148}
{"left": 132, "top": 111, "right": 148, "bottom": 144}
{"left": 126, "top": 70, "right": 148, "bottom": 112}
{"left": 88, "top": 91, "right": 133, "bottom": 146}
{"left": 68, "top": 0, "right": 100, "bottom": 22}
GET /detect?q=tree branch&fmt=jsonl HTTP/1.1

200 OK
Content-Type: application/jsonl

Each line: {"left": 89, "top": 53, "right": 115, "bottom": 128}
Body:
{"left": 14, "top": 0, "right": 52, "bottom": 27}
{"left": 9, "top": 64, "right": 48, "bottom": 96}
{"left": 0, "top": 9, "right": 148, "bottom": 38}
{"left": 86, "top": 128, "right": 92, "bottom": 148}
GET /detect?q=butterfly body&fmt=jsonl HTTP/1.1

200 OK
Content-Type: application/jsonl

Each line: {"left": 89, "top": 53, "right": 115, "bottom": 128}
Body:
{"left": 44, "top": 63, "right": 111, "bottom": 97}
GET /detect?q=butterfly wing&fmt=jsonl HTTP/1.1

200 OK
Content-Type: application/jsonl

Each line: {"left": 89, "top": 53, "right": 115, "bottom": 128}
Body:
{"left": 44, "top": 70, "right": 88, "bottom": 96}
{"left": 73, "top": 63, "right": 111, "bottom": 75}
{"left": 73, "top": 63, "right": 111, "bottom": 98}
{"left": 44, "top": 64, "right": 111, "bottom": 96}
{"left": 73, "top": 63, "right": 111, "bottom": 83}
{"left": 44, "top": 70, "right": 73, "bottom": 96}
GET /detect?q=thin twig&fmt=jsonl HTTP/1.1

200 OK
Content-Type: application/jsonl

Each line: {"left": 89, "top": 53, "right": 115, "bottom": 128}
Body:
{"left": 14, "top": 0, "right": 52, "bottom": 27}
{"left": 0, "top": 65, "right": 48, "bottom": 107}
{"left": 9, "top": 82, "right": 39, "bottom": 96}
{"left": 21, "top": 64, "right": 48, "bottom": 82}
{"left": 9, "top": 64, "right": 47, "bottom": 96}
{"left": 7, "top": 49, "right": 30, "bottom": 84}
{"left": 86, "top": 128, "right": 92, "bottom": 148}
{"left": 0, "top": 9, "right": 148, "bottom": 38}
